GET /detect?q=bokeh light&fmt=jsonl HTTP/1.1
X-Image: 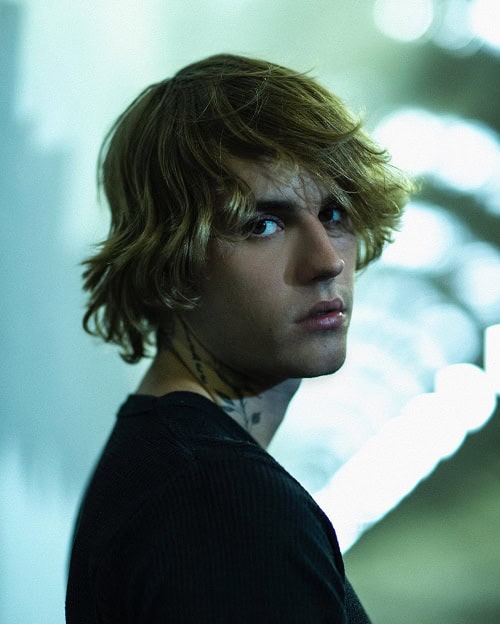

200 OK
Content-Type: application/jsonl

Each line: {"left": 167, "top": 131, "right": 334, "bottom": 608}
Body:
{"left": 374, "top": 109, "right": 500, "bottom": 193}
{"left": 470, "top": 0, "right": 500, "bottom": 53}
{"left": 374, "top": 109, "right": 442, "bottom": 176}
{"left": 431, "top": 0, "right": 478, "bottom": 54}
{"left": 435, "top": 119, "right": 500, "bottom": 192}
{"left": 380, "top": 201, "right": 468, "bottom": 273}
{"left": 374, "top": 0, "right": 500, "bottom": 57}
{"left": 373, "top": 0, "right": 434, "bottom": 42}
{"left": 450, "top": 242, "right": 500, "bottom": 325}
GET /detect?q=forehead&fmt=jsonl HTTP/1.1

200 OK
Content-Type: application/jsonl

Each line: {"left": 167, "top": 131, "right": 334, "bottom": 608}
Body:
{"left": 227, "top": 158, "right": 329, "bottom": 206}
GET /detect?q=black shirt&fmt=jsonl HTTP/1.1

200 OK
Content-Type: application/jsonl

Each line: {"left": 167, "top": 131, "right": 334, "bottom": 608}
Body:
{"left": 66, "top": 392, "right": 371, "bottom": 623}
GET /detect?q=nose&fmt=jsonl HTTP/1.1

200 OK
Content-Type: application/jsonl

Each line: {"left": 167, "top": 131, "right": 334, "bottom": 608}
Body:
{"left": 294, "top": 219, "right": 345, "bottom": 284}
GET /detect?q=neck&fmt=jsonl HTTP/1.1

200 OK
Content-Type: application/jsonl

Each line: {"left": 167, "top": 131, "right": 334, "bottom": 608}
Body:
{"left": 136, "top": 316, "right": 301, "bottom": 448}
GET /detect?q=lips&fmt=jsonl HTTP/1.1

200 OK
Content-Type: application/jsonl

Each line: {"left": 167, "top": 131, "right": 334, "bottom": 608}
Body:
{"left": 296, "top": 298, "right": 347, "bottom": 331}
{"left": 304, "top": 298, "right": 345, "bottom": 319}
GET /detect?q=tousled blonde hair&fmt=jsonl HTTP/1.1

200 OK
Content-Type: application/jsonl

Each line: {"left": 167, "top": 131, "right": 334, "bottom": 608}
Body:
{"left": 82, "top": 54, "right": 413, "bottom": 363}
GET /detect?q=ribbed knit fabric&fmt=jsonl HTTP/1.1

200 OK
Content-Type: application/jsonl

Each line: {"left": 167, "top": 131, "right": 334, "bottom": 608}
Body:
{"left": 66, "top": 392, "right": 371, "bottom": 623}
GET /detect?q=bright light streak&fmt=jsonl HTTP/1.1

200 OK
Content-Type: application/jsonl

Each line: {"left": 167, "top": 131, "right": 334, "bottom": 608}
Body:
{"left": 485, "top": 325, "right": 500, "bottom": 394}
{"left": 470, "top": 0, "right": 500, "bottom": 52}
{"left": 314, "top": 392, "right": 457, "bottom": 551}
{"left": 435, "top": 363, "right": 497, "bottom": 432}
{"left": 373, "top": 0, "right": 434, "bottom": 42}
{"left": 315, "top": 357, "right": 497, "bottom": 552}
{"left": 381, "top": 201, "right": 466, "bottom": 273}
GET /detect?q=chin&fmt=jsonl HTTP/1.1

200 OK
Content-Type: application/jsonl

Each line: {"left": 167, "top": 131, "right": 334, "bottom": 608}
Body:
{"left": 301, "top": 362, "right": 346, "bottom": 379}
{"left": 285, "top": 351, "right": 347, "bottom": 380}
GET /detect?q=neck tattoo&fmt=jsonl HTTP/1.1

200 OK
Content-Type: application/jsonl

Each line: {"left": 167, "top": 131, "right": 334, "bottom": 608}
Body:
{"left": 174, "top": 317, "right": 262, "bottom": 431}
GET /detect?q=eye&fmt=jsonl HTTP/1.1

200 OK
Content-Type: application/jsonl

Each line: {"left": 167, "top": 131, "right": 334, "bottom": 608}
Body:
{"left": 247, "top": 216, "right": 284, "bottom": 238}
{"left": 319, "top": 204, "right": 351, "bottom": 230}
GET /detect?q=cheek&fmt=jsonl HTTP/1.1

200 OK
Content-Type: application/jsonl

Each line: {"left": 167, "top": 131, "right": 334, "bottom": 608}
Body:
{"left": 212, "top": 252, "right": 279, "bottom": 299}
{"left": 205, "top": 263, "right": 283, "bottom": 332}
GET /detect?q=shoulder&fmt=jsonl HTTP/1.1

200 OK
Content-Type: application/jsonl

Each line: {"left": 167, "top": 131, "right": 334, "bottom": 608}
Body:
{"left": 94, "top": 447, "right": 346, "bottom": 621}
{"left": 70, "top": 393, "right": 347, "bottom": 621}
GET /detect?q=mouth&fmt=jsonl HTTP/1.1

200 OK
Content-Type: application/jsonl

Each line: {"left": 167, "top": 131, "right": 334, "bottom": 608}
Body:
{"left": 297, "top": 298, "right": 347, "bottom": 330}
{"left": 306, "top": 298, "right": 345, "bottom": 317}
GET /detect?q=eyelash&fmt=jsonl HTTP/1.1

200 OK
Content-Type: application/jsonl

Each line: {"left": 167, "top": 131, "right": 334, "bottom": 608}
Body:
{"left": 248, "top": 216, "right": 284, "bottom": 238}
{"left": 247, "top": 206, "right": 351, "bottom": 239}
{"left": 319, "top": 205, "right": 351, "bottom": 229}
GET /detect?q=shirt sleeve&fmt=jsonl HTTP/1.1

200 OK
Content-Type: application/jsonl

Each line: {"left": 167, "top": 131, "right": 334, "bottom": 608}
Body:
{"left": 96, "top": 449, "right": 348, "bottom": 623}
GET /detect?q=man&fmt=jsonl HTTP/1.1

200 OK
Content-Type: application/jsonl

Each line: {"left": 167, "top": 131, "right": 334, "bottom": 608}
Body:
{"left": 66, "top": 54, "right": 411, "bottom": 622}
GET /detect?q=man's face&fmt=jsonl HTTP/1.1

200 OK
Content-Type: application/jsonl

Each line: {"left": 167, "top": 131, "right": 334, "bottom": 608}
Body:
{"left": 183, "top": 159, "right": 358, "bottom": 386}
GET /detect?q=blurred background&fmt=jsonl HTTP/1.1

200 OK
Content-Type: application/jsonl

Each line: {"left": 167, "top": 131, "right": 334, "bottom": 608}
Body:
{"left": 1, "top": 0, "right": 499, "bottom": 622}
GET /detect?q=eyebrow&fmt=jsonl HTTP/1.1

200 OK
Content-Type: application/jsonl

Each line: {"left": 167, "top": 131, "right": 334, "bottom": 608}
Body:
{"left": 255, "top": 194, "right": 338, "bottom": 213}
